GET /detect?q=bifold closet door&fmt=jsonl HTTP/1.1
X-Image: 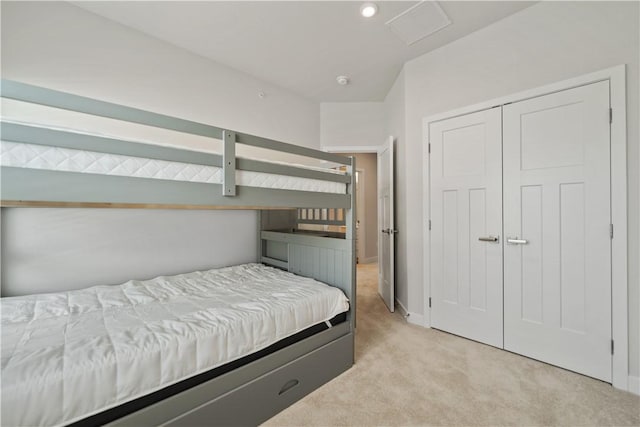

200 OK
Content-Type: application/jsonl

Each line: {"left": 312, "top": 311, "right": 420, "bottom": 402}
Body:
{"left": 429, "top": 107, "right": 503, "bottom": 348}
{"left": 503, "top": 81, "right": 612, "bottom": 382}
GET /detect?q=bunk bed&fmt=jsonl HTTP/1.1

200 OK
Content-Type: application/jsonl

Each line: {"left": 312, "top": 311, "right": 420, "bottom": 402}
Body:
{"left": 0, "top": 79, "right": 356, "bottom": 427}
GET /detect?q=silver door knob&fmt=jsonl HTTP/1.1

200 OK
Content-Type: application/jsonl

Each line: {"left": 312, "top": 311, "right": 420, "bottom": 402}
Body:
{"left": 478, "top": 236, "right": 499, "bottom": 242}
{"left": 506, "top": 237, "right": 528, "bottom": 244}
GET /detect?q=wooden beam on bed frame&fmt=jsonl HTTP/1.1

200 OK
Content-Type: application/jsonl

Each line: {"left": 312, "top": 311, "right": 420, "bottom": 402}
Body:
{"left": 0, "top": 201, "right": 298, "bottom": 210}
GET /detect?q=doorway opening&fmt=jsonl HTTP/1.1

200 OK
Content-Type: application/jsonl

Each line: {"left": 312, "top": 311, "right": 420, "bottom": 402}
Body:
{"left": 326, "top": 143, "right": 396, "bottom": 315}
{"left": 329, "top": 152, "right": 378, "bottom": 265}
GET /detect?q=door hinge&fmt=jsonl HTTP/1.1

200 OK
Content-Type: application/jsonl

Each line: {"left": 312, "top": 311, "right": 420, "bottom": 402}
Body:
{"left": 428, "top": 143, "right": 431, "bottom": 154}
{"left": 429, "top": 297, "right": 432, "bottom": 308}
{"left": 611, "top": 339, "right": 614, "bottom": 355}
{"left": 610, "top": 223, "right": 614, "bottom": 239}
{"left": 428, "top": 219, "right": 432, "bottom": 231}
{"left": 609, "top": 108, "right": 613, "bottom": 124}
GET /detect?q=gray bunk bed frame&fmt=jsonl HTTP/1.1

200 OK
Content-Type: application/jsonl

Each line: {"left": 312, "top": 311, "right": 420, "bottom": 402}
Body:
{"left": 0, "top": 79, "right": 356, "bottom": 426}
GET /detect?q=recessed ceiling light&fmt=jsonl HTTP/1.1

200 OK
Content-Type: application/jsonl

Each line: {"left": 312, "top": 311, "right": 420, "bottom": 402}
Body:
{"left": 360, "top": 2, "right": 378, "bottom": 18}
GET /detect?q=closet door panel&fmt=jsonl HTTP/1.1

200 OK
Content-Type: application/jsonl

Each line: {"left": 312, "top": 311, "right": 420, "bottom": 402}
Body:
{"left": 429, "top": 107, "right": 503, "bottom": 348}
{"left": 503, "top": 81, "right": 611, "bottom": 382}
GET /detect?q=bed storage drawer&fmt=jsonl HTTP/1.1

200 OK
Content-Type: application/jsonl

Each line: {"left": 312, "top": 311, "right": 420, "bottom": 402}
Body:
{"left": 165, "top": 333, "right": 353, "bottom": 427}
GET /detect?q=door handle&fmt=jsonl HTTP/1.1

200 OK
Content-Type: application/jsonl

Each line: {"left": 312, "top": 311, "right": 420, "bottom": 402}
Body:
{"left": 478, "top": 236, "right": 499, "bottom": 242}
{"left": 381, "top": 229, "right": 388, "bottom": 234}
{"left": 506, "top": 237, "right": 528, "bottom": 245}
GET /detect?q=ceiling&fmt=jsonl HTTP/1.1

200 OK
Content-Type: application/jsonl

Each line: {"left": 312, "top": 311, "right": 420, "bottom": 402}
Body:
{"left": 73, "top": 1, "right": 536, "bottom": 102}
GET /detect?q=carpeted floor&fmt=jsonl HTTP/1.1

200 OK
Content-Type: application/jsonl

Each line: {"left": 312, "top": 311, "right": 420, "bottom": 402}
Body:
{"left": 264, "top": 263, "right": 640, "bottom": 426}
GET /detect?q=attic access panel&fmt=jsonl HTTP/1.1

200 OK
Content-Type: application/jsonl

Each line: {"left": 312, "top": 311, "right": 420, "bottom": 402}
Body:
{"left": 386, "top": 1, "right": 451, "bottom": 46}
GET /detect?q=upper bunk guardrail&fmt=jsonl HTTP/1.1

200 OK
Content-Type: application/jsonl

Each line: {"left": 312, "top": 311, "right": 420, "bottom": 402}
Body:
{"left": 0, "top": 121, "right": 350, "bottom": 185}
{"left": 1, "top": 79, "right": 350, "bottom": 164}
{"left": 0, "top": 79, "right": 355, "bottom": 207}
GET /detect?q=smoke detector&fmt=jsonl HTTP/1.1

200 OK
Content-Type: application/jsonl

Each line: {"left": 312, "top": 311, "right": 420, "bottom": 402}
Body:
{"left": 336, "top": 75, "right": 350, "bottom": 86}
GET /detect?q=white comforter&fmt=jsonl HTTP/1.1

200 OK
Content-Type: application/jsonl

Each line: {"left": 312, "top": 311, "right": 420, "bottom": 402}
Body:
{"left": 1, "top": 263, "right": 349, "bottom": 426}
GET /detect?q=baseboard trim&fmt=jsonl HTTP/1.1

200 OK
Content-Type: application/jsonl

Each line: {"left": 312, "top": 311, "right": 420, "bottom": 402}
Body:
{"left": 406, "top": 312, "right": 425, "bottom": 326}
{"left": 629, "top": 375, "right": 639, "bottom": 395}
{"left": 395, "top": 299, "right": 425, "bottom": 326}
{"left": 395, "top": 298, "right": 408, "bottom": 317}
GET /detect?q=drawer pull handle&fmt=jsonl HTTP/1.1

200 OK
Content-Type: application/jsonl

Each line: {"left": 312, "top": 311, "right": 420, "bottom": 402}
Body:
{"left": 278, "top": 379, "right": 299, "bottom": 395}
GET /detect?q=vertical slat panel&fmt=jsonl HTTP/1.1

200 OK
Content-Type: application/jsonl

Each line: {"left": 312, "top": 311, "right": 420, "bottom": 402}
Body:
{"left": 327, "top": 248, "right": 336, "bottom": 285}
{"left": 288, "top": 243, "right": 296, "bottom": 273}
{"left": 343, "top": 250, "right": 350, "bottom": 290}
{"left": 306, "top": 246, "right": 313, "bottom": 277}
{"left": 318, "top": 248, "right": 327, "bottom": 283}
{"left": 310, "top": 246, "right": 320, "bottom": 279}
{"left": 334, "top": 249, "right": 344, "bottom": 289}
{"left": 296, "top": 244, "right": 302, "bottom": 275}
{"left": 301, "top": 245, "right": 309, "bottom": 276}
{"left": 560, "top": 183, "right": 586, "bottom": 332}
{"left": 281, "top": 241, "right": 350, "bottom": 299}
{"left": 521, "top": 185, "right": 543, "bottom": 323}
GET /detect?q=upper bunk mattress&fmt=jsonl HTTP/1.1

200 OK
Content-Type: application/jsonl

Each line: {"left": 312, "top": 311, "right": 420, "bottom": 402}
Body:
{"left": 1, "top": 263, "right": 349, "bottom": 427}
{"left": 0, "top": 137, "right": 347, "bottom": 194}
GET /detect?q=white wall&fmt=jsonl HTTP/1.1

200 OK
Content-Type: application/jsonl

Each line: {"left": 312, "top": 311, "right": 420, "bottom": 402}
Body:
{"left": 1, "top": 1, "right": 320, "bottom": 149}
{"left": 320, "top": 102, "right": 385, "bottom": 149}
{"left": 396, "top": 1, "right": 639, "bottom": 377}
{"left": 1, "top": 209, "right": 258, "bottom": 296}
{"left": 0, "top": 2, "right": 321, "bottom": 295}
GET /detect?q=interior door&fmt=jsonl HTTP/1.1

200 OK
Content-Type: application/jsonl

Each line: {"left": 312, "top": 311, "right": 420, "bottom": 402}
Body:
{"left": 378, "top": 136, "right": 395, "bottom": 312}
{"left": 429, "top": 107, "right": 503, "bottom": 348}
{"left": 503, "top": 81, "right": 612, "bottom": 381}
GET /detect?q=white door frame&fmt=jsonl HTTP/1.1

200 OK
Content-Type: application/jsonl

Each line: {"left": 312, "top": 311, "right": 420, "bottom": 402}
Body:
{"left": 422, "top": 65, "right": 628, "bottom": 391}
{"left": 355, "top": 168, "right": 366, "bottom": 263}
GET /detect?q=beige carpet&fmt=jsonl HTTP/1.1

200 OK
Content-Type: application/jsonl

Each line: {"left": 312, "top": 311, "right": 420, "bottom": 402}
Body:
{"left": 264, "top": 263, "right": 640, "bottom": 426}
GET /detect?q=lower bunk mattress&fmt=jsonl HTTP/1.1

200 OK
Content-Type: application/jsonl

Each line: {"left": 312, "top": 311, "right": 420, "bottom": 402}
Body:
{"left": 1, "top": 263, "right": 350, "bottom": 426}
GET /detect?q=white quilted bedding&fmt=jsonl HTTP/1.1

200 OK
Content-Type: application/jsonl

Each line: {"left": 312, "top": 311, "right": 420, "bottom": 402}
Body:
{"left": 1, "top": 263, "right": 349, "bottom": 427}
{"left": 0, "top": 138, "right": 346, "bottom": 194}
